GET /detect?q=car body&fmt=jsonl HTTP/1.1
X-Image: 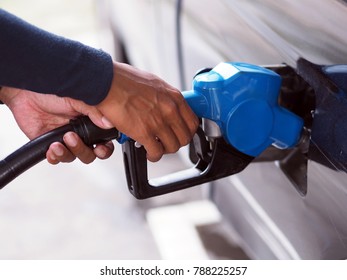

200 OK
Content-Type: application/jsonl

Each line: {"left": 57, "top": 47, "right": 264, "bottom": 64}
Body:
{"left": 97, "top": 0, "right": 347, "bottom": 259}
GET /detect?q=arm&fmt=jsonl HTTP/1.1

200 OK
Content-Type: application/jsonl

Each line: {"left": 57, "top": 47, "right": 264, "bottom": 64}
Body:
{"left": 0, "top": 8, "right": 112, "bottom": 105}
{"left": 0, "top": 9, "right": 199, "bottom": 162}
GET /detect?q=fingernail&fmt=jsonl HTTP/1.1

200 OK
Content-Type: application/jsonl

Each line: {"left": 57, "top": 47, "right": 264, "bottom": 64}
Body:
{"left": 101, "top": 116, "right": 113, "bottom": 129}
{"left": 64, "top": 132, "right": 78, "bottom": 147}
{"left": 52, "top": 145, "right": 64, "bottom": 157}
{"left": 98, "top": 147, "right": 107, "bottom": 158}
{"left": 50, "top": 154, "right": 56, "bottom": 161}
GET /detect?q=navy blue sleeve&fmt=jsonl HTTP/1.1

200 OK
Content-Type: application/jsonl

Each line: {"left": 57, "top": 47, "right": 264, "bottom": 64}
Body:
{"left": 0, "top": 9, "right": 113, "bottom": 105}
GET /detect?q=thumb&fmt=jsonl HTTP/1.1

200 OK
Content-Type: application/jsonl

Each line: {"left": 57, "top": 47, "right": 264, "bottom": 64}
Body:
{"left": 68, "top": 98, "right": 114, "bottom": 129}
{"left": 87, "top": 111, "right": 114, "bottom": 130}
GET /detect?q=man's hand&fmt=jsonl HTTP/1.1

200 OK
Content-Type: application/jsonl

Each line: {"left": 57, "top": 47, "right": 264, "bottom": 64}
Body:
{"left": 97, "top": 62, "right": 199, "bottom": 162}
{"left": 0, "top": 87, "right": 114, "bottom": 164}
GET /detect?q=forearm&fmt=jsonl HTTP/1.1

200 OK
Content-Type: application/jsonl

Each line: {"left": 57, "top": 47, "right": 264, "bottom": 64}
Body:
{"left": 0, "top": 9, "right": 113, "bottom": 105}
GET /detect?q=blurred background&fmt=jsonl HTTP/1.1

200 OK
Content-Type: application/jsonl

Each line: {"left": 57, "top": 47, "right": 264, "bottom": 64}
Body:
{"left": 0, "top": 0, "right": 242, "bottom": 260}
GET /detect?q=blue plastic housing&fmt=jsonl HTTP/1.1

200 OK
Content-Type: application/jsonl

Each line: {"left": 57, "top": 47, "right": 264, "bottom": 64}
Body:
{"left": 183, "top": 62, "right": 304, "bottom": 157}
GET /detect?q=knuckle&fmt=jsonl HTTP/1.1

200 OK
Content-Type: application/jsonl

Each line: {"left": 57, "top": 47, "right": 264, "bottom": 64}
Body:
{"left": 136, "top": 131, "right": 151, "bottom": 147}
{"left": 163, "top": 101, "right": 179, "bottom": 118}
{"left": 172, "top": 145, "right": 180, "bottom": 153}
{"left": 80, "top": 155, "right": 96, "bottom": 164}
{"left": 180, "top": 135, "right": 191, "bottom": 147}
{"left": 190, "top": 118, "right": 200, "bottom": 134}
{"left": 69, "top": 144, "right": 95, "bottom": 164}
{"left": 145, "top": 142, "right": 164, "bottom": 162}
{"left": 47, "top": 155, "right": 59, "bottom": 165}
{"left": 71, "top": 145, "right": 85, "bottom": 157}
{"left": 147, "top": 150, "right": 163, "bottom": 162}
{"left": 95, "top": 145, "right": 111, "bottom": 159}
{"left": 165, "top": 141, "right": 180, "bottom": 154}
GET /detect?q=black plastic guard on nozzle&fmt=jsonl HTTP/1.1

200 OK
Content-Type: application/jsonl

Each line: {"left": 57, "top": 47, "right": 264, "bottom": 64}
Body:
{"left": 69, "top": 116, "right": 119, "bottom": 145}
{"left": 122, "top": 135, "right": 254, "bottom": 199}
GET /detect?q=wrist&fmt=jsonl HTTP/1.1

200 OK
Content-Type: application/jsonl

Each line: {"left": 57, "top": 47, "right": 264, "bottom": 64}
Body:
{"left": 97, "top": 62, "right": 123, "bottom": 109}
{"left": 0, "top": 87, "right": 21, "bottom": 107}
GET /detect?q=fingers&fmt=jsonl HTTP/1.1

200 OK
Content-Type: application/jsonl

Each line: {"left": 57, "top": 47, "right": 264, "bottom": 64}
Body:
{"left": 177, "top": 94, "right": 200, "bottom": 140}
{"left": 146, "top": 91, "right": 199, "bottom": 162}
{"left": 46, "top": 132, "right": 114, "bottom": 165}
{"left": 93, "top": 141, "right": 115, "bottom": 159}
{"left": 46, "top": 142, "right": 76, "bottom": 164}
{"left": 133, "top": 89, "right": 199, "bottom": 162}
{"left": 165, "top": 86, "right": 200, "bottom": 139}
{"left": 169, "top": 91, "right": 199, "bottom": 146}
{"left": 63, "top": 132, "right": 97, "bottom": 164}
{"left": 143, "top": 105, "right": 199, "bottom": 162}
{"left": 143, "top": 138, "right": 165, "bottom": 162}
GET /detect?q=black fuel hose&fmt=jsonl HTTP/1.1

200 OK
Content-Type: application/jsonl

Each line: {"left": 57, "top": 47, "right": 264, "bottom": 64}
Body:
{"left": 0, "top": 116, "right": 119, "bottom": 189}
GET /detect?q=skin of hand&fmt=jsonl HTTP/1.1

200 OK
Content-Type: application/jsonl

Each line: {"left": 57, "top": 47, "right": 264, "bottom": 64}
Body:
{"left": 0, "top": 87, "right": 114, "bottom": 164}
{"left": 96, "top": 62, "right": 200, "bottom": 162}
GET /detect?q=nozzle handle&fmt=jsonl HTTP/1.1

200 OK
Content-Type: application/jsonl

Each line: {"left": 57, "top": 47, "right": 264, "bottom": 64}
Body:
{"left": 122, "top": 135, "right": 253, "bottom": 199}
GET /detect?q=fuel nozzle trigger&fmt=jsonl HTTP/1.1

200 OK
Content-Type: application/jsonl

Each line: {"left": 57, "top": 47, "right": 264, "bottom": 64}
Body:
{"left": 122, "top": 62, "right": 304, "bottom": 199}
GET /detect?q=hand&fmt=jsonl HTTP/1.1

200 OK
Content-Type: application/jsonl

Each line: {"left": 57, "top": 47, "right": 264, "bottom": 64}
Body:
{"left": 96, "top": 62, "right": 199, "bottom": 162}
{"left": 0, "top": 87, "right": 114, "bottom": 164}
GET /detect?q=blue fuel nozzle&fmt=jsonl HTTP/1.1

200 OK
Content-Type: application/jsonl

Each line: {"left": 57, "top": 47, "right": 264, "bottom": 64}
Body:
{"left": 183, "top": 62, "right": 304, "bottom": 157}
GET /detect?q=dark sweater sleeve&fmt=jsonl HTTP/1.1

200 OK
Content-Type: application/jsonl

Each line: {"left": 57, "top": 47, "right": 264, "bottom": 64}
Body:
{"left": 0, "top": 9, "right": 114, "bottom": 105}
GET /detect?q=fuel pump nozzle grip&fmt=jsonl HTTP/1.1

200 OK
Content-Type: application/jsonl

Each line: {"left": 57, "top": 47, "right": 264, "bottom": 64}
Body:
{"left": 122, "top": 62, "right": 304, "bottom": 199}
